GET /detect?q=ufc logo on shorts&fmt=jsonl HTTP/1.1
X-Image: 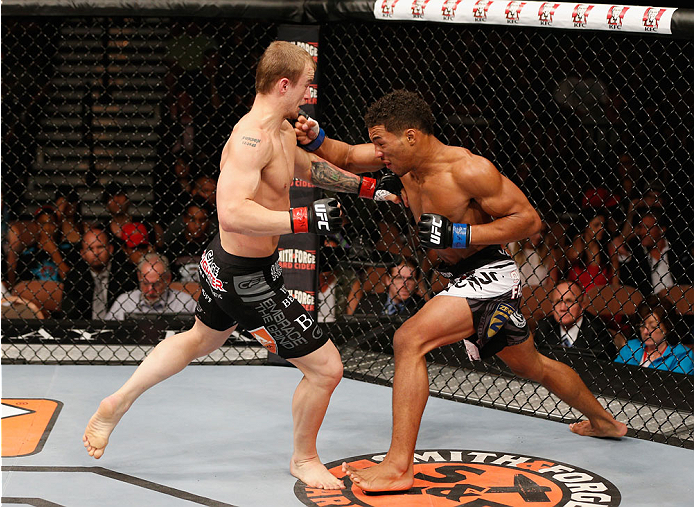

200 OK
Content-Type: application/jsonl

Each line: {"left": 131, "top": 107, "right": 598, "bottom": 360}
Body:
{"left": 314, "top": 203, "right": 329, "bottom": 231}
{"left": 430, "top": 216, "right": 442, "bottom": 245}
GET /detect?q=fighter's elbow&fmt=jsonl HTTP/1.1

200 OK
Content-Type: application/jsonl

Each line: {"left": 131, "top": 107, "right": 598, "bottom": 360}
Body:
{"left": 527, "top": 210, "right": 543, "bottom": 236}
{"left": 218, "top": 205, "right": 243, "bottom": 233}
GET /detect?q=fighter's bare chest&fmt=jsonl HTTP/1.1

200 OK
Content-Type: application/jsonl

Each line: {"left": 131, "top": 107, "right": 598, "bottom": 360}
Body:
{"left": 402, "top": 176, "right": 470, "bottom": 222}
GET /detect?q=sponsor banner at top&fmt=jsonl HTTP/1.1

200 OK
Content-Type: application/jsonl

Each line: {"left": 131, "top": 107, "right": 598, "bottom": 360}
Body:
{"left": 374, "top": 0, "right": 675, "bottom": 35}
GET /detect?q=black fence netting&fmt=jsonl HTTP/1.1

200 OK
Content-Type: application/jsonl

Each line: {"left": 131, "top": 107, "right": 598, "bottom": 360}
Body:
{"left": 2, "top": 13, "right": 693, "bottom": 448}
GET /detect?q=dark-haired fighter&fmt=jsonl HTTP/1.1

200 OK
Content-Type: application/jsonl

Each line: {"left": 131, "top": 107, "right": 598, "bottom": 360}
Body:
{"left": 83, "top": 41, "right": 398, "bottom": 490}
{"left": 296, "top": 90, "right": 627, "bottom": 493}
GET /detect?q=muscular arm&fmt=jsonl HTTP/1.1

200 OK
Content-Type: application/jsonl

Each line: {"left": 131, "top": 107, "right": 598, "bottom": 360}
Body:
{"left": 313, "top": 138, "right": 383, "bottom": 174}
{"left": 465, "top": 157, "right": 542, "bottom": 245}
{"left": 216, "top": 130, "right": 293, "bottom": 236}
{"left": 295, "top": 117, "right": 383, "bottom": 174}
{"left": 294, "top": 148, "right": 363, "bottom": 193}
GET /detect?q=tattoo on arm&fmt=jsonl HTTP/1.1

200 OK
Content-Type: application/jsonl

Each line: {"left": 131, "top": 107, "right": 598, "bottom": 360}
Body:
{"left": 310, "top": 161, "right": 360, "bottom": 193}
{"left": 241, "top": 136, "right": 260, "bottom": 147}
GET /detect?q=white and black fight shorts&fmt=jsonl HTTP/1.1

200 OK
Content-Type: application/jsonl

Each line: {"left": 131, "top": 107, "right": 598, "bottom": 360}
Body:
{"left": 436, "top": 246, "right": 529, "bottom": 360}
{"left": 195, "top": 234, "right": 328, "bottom": 359}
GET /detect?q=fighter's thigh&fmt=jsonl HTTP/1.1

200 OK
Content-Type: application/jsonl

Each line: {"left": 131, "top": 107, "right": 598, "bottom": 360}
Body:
{"left": 397, "top": 295, "right": 476, "bottom": 352}
{"left": 190, "top": 317, "right": 237, "bottom": 349}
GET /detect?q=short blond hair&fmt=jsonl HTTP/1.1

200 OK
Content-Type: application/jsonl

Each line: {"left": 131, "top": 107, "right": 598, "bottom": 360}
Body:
{"left": 255, "top": 41, "right": 315, "bottom": 95}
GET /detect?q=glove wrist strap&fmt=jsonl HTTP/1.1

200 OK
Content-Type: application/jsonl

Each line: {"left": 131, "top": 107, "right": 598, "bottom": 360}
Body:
{"left": 451, "top": 223, "right": 470, "bottom": 248}
{"left": 290, "top": 208, "right": 309, "bottom": 233}
{"left": 302, "top": 128, "right": 325, "bottom": 152}
{"left": 358, "top": 176, "right": 377, "bottom": 199}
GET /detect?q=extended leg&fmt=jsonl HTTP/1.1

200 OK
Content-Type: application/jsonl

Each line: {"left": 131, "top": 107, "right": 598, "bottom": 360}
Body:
{"left": 83, "top": 318, "right": 234, "bottom": 458}
{"left": 496, "top": 337, "right": 627, "bottom": 438}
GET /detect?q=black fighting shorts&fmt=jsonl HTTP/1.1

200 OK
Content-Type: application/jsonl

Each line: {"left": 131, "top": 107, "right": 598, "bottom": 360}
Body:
{"left": 195, "top": 234, "right": 328, "bottom": 359}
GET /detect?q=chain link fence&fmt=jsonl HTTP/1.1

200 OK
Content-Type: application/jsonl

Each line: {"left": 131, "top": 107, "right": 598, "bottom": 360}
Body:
{"left": 2, "top": 13, "right": 693, "bottom": 448}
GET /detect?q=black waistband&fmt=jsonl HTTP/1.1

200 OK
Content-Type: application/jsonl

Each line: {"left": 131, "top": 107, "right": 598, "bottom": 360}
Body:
{"left": 208, "top": 234, "right": 279, "bottom": 267}
{"left": 437, "top": 245, "right": 512, "bottom": 277}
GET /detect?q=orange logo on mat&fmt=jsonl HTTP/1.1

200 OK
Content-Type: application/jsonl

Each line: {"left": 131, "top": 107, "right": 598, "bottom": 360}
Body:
{"left": 295, "top": 450, "right": 621, "bottom": 506}
{"left": 2, "top": 398, "right": 62, "bottom": 457}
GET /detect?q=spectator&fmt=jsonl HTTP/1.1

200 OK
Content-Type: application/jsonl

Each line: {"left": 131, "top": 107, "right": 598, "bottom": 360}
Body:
{"left": 566, "top": 209, "right": 613, "bottom": 291}
{"left": 511, "top": 221, "right": 558, "bottom": 289}
{"left": 353, "top": 258, "right": 425, "bottom": 317}
{"left": 121, "top": 222, "right": 154, "bottom": 268}
{"left": 162, "top": 174, "right": 218, "bottom": 243}
{"left": 102, "top": 182, "right": 163, "bottom": 250}
{"left": 163, "top": 198, "right": 214, "bottom": 282}
{"left": 153, "top": 152, "right": 195, "bottom": 225}
{"left": 54, "top": 185, "right": 84, "bottom": 267}
{"left": 61, "top": 226, "right": 137, "bottom": 320}
{"left": 6, "top": 206, "right": 70, "bottom": 286}
{"left": 611, "top": 205, "right": 694, "bottom": 296}
{"left": 615, "top": 295, "right": 694, "bottom": 374}
{"left": 105, "top": 252, "right": 196, "bottom": 320}
{"left": 535, "top": 279, "right": 617, "bottom": 360}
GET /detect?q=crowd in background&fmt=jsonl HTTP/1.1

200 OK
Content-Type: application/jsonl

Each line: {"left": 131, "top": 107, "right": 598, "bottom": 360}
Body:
{"left": 2, "top": 19, "right": 693, "bottom": 375}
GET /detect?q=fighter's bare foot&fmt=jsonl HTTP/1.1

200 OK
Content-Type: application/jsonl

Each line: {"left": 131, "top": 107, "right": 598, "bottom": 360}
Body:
{"left": 341, "top": 461, "right": 413, "bottom": 493}
{"left": 569, "top": 419, "right": 628, "bottom": 438}
{"left": 291, "top": 456, "right": 344, "bottom": 489}
{"left": 82, "top": 394, "right": 127, "bottom": 459}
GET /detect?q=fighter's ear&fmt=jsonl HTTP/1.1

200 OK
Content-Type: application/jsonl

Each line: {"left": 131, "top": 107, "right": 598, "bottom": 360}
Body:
{"left": 405, "top": 128, "right": 417, "bottom": 145}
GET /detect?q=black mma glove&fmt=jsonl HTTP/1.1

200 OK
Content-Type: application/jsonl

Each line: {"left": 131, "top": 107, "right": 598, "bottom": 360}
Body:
{"left": 358, "top": 172, "right": 403, "bottom": 201}
{"left": 417, "top": 213, "right": 470, "bottom": 249}
{"left": 290, "top": 198, "right": 342, "bottom": 234}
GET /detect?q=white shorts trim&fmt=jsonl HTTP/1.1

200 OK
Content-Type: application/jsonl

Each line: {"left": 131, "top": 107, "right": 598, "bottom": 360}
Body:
{"left": 436, "top": 262, "right": 521, "bottom": 300}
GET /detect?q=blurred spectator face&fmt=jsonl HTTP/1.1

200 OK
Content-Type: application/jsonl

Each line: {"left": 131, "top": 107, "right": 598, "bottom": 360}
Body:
{"left": 138, "top": 260, "right": 171, "bottom": 304}
{"left": 35, "top": 209, "right": 59, "bottom": 239}
{"left": 587, "top": 215, "right": 607, "bottom": 241}
{"left": 81, "top": 229, "right": 112, "bottom": 271}
{"left": 551, "top": 281, "right": 584, "bottom": 328}
{"left": 106, "top": 192, "right": 130, "bottom": 216}
{"left": 122, "top": 223, "right": 153, "bottom": 265}
{"left": 55, "top": 196, "right": 78, "bottom": 220}
{"left": 640, "top": 313, "right": 667, "bottom": 349}
{"left": 174, "top": 157, "right": 191, "bottom": 179}
{"left": 193, "top": 176, "right": 216, "bottom": 203}
{"left": 183, "top": 205, "right": 209, "bottom": 240}
{"left": 388, "top": 264, "right": 418, "bottom": 304}
{"left": 635, "top": 214, "right": 664, "bottom": 249}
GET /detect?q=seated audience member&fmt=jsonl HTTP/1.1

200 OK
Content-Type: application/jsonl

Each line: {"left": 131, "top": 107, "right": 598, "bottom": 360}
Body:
{"left": 105, "top": 252, "right": 197, "bottom": 320}
{"left": 61, "top": 226, "right": 138, "bottom": 320}
{"left": 162, "top": 174, "right": 218, "bottom": 243}
{"left": 6, "top": 206, "right": 71, "bottom": 286}
{"left": 102, "top": 182, "right": 164, "bottom": 250}
{"left": 353, "top": 258, "right": 425, "bottom": 317}
{"left": 162, "top": 198, "right": 214, "bottom": 282}
{"left": 54, "top": 185, "right": 84, "bottom": 267}
{"left": 120, "top": 222, "right": 155, "bottom": 268}
{"left": 611, "top": 205, "right": 694, "bottom": 296}
{"left": 566, "top": 209, "right": 613, "bottom": 291}
{"left": 535, "top": 279, "right": 617, "bottom": 359}
{"left": 511, "top": 221, "right": 558, "bottom": 289}
{"left": 615, "top": 295, "right": 694, "bottom": 374}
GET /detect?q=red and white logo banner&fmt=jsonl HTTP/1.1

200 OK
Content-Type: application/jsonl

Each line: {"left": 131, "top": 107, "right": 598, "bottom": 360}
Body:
{"left": 374, "top": 0, "right": 676, "bottom": 34}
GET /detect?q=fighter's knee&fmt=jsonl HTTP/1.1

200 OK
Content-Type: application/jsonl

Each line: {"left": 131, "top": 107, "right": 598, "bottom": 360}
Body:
{"left": 318, "top": 356, "right": 343, "bottom": 390}
{"left": 392, "top": 322, "right": 425, "bottom": 356}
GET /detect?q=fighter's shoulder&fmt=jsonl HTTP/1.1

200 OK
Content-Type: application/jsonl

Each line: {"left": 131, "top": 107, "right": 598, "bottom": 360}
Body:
{"left": 225, "top": 121, "right": 272, "bottom": 161}
{"left": 450, "top": 147, "right": 498, "bottom": 179}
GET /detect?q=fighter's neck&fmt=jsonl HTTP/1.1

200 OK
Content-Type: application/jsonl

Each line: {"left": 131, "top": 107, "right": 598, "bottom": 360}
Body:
{"left": 409, "top": 137, "right": 451, "bottom": 179}
{"left": 250, "top": 95, "right": 289, "bottom": 131}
